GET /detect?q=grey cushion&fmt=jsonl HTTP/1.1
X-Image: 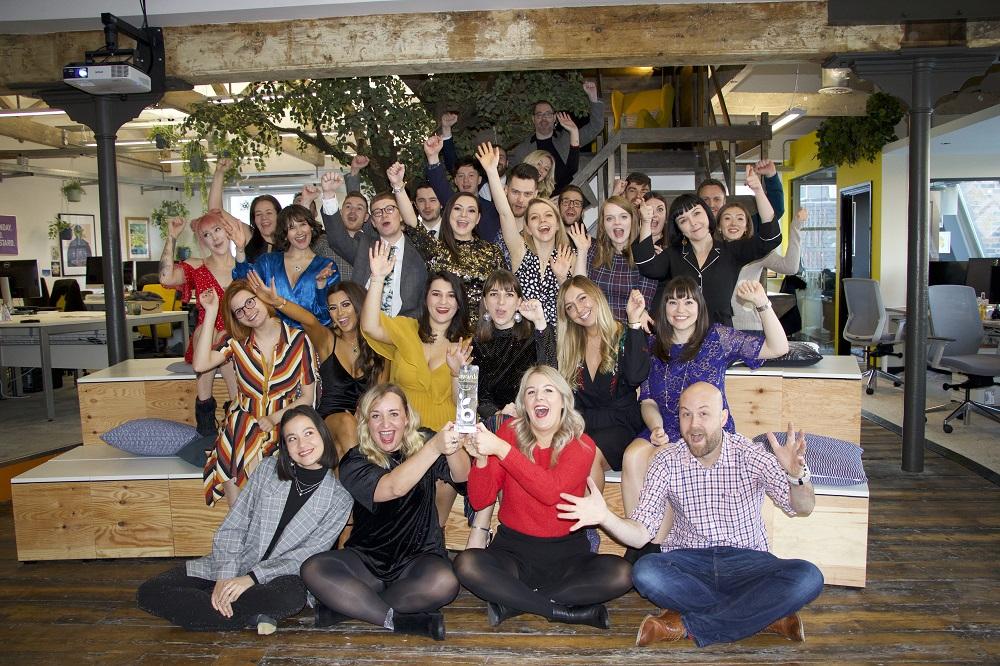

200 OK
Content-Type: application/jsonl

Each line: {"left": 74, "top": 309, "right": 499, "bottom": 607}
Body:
{"left": 754, "top": 431, "right": 867, "bottom": 487}
{"left": 939, "top": 354, "right": 1000, "bottom": 377}
{"left": 764, "top": 341, "right": 823, "bottom": 367}
{"left": 100, "top": 418, "right": 199, "bottom": 456}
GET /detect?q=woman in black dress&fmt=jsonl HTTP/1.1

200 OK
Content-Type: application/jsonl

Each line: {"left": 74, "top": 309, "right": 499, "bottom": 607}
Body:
{"left": 300, "top": 384, "right": 470, "bottom": 640}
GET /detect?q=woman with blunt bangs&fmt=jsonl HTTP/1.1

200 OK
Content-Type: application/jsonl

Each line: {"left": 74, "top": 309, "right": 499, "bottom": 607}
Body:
{"left": 454, "top": 366, "right": 633, "bottom": 629}
{"left": 195, "top": 280, "right": 318, "bottom": 508}
{"left": 137, "top": 406, "right": 352, "bottom": 634}
{"left": 632, "top": 166, "right": 783, "bottom": 326}
{"left": 619, "top": 275, "right": 788, "bottom": 561}
{"left": 556, "top": 276, "right": 650, "bottom": 491}
{"left": 301, "top": 384, "right": 469, "bottom": 641}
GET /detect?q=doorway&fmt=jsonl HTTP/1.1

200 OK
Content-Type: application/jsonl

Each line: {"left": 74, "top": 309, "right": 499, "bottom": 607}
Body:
{"left": 792, "top": 168, "right": 837, "bottom": 352}
{"left": 838, "top": 183, "right": 873, "bottom": 353}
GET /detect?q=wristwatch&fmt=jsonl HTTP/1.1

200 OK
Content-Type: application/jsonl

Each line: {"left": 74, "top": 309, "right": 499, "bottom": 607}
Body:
{"left": 787, "top": 462, "right": 811, "bottom": 486}
{"left": 755, "top": 301, "right": 772, "bottom": 313}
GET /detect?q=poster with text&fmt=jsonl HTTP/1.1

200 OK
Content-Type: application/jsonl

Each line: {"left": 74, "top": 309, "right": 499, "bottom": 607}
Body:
{"left": 0, "top": 215, "right": 16, "bottom": 255}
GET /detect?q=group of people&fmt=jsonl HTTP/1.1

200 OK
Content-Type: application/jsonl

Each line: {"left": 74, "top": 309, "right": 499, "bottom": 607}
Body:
{"left": 138, "top": 87, "right": 823, "bottom": 648}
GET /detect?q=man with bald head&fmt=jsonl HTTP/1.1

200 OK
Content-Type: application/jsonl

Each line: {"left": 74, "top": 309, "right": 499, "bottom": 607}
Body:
{"left": 558, "top": 382, "right": 823, "bottom": 648}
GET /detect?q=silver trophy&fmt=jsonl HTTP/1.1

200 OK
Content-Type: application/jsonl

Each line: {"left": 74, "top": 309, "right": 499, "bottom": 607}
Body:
{"left": 455, "top": 365, "right": 479, "bottom": 433}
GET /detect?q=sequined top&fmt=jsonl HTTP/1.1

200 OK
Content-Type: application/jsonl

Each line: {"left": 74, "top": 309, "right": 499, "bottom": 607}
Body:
{"left": 472, "top": 326, "right": 557, "bottom": 418}
{"left": 407, "top": 225, "right": 503, "bottom": 327}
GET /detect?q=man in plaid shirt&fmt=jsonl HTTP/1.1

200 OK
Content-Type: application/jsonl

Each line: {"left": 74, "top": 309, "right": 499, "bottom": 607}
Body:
{"left": 558, "top": 381, "right": 823, "bottom": 647}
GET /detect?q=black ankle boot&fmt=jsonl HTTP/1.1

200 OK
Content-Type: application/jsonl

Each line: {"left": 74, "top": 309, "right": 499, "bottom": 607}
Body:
{"left": 315, "top": 603, "right": 350, "bottom": 628}
{"left": 624, "top": 542, "right": 662, "bottom": 564}
{"left": 195, "top": 397, "right": 217, "bottom": 437}
{"left": 392, "top": 611, "right": 445, "bottom": 641}
{"left": 486, "top": 601, "right": 523, "bottom": 627}
{"left": 548, "top": 603, "right": 609, "bottom": 629}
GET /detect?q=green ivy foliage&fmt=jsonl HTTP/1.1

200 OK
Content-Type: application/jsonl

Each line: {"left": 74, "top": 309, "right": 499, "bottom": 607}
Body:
{"left": 151, "top": 200, "right": 190, "bottom": 239}
{"left": 815, "top": 92, "right": 906, "bottom": 167}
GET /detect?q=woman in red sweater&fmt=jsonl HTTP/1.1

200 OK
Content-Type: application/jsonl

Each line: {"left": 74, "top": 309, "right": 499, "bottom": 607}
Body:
{"left": 454, "top": 365, "right": 633, "bottom": 628}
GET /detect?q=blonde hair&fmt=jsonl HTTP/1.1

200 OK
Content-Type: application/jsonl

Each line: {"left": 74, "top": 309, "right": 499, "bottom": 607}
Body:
{"left": 511, "top": 365, "right": 587, "bottom": 467}
{"left": 524, "top": 198, "right": 570, "bottom": 257}
{"left": 522, "top": 150, "right": 556, "bottom": 199}
{"left": 593, "top": 196, "right": 638, "bottom": 269}
{"left": 354, "top": 384, "right": 425, "bottom": 469}
{"left": 556, "top": 276, "right": 622, "bottom": 388}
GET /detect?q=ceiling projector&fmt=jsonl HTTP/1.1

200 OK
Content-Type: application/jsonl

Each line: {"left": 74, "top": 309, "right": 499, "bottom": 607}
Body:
{"left": 63, "top": 63, "right": 151, "bottom": 94}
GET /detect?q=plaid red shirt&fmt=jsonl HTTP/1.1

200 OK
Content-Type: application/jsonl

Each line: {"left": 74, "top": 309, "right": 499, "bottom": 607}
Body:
{"left": 630, "top": 431, "right": 795, "bottom": 553}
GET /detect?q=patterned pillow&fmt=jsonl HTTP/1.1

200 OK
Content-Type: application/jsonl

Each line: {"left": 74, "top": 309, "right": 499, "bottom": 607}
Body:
{"left": 100, "top": 418, "right": 199, "bottom": 456}
{"left": 764, "top": 341, "right": 823, "bottom": 367}
{"left": 753, "top": 431, "right": 867, "bottom": 487}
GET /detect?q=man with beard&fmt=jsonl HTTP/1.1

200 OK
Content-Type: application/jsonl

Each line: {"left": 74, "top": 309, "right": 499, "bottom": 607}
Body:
{"left": 558, "top": 185, "right": 593, "bottom": 236}
{"left": 697, "top": 159, "right": 785, "bottom": 233}
{"left": 557, "top": 382, "right": 823, "bottom": 648}
{"left": 412, "top": 181, "right": 443, "bottom": 238}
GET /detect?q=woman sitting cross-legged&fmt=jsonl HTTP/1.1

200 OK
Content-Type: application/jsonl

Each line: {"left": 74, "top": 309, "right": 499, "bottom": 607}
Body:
{"left": 300, "top": 384, "right": 470, "bottom": 641}
{"left": 454, "top": 365, "right": 633, "bottom": 629}
{"left": 136, "top": 406, "right": 352, "bottom": 634}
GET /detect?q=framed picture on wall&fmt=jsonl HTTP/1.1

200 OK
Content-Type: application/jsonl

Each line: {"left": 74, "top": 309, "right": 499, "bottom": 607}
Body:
{"left": 59, "top": 213, "right": 98, "bottom": 276}
{"left": 126, "top": 217, "right": 151, "bottom": 260}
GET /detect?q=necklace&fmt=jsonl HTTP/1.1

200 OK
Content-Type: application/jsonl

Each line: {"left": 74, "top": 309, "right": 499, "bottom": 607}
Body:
{"left": 293, "top": 475, "right": 323, "bottom": 497}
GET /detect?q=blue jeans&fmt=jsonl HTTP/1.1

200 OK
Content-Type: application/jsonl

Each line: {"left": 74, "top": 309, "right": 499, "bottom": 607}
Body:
{"left": 632, "top": 547, "right": 824, "bottom": 647}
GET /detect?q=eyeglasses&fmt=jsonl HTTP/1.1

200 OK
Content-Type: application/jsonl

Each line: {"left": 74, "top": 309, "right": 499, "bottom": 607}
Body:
{"left": 232, "top": 296, "right": 257, "bottom": 320}
{"left": 370, "top": 205, "right": 398, "bottom": 219}
{"left": 561, "top": 199, "right": 584, "bottom": 210}
{"left": 533, "top": 112, "right": 555, "bottom": 119}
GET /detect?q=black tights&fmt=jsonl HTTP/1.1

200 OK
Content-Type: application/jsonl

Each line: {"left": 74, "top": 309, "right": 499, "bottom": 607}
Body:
{"left": 300, "top": 549, "right": 459, "bottom": 626}
{"left": 454, "top": 548, "right": 633, "bottom": 619}
{"left": 137, "top": 566, "right": 306, "bottom": 631}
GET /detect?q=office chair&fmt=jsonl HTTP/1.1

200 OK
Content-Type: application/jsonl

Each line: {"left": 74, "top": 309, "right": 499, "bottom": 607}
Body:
{"left": 928, "top": 285, "right": 1000, "bottom": 433}
{"left": 842, "top": 278, "right": 903, "bottom": 395}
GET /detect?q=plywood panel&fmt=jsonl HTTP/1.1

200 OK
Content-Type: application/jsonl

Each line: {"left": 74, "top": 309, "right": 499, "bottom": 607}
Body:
{"left": 89, "top": 481, "right": 174, "bottom": 558}
{"left": 144, "top": 380, "right": 198, "bottom": 423}
{"left": 11, "top": 483, "right": 96, "bottom": 560}
{"left": 782, "top": 378, "right": 862, "bottom": 444}
{"left": 78, "top": 382, "right": 147, "bottom": 446}
{"left": 168, "top": 478, "right": 227, "bottom": 556}
{"left": 725, "top": 375, "right": 784, "bottom": 437}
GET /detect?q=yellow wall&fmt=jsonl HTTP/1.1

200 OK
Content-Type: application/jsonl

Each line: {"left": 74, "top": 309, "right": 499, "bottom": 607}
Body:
{"left": 782, "top": 131, "right": 883, "bottom": 352}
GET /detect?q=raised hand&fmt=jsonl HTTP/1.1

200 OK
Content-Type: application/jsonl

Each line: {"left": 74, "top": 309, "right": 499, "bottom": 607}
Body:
{"left": 638, "top": 200, "right": 654, "bottom": 224}
{"left": 649, "top": 425, "right": 669, "bottom": 447}
{"left": 626, "top": 289, "right": 646, "bottom": 324}
{"left": 549, "top": 245, "right": 574, "bottom": 283}
{"left": 567, "top": 222, "right": 592, "bottom": 253}
{"left": 745, "top": 163, "right": 762, "bottom": 192}
{"left": 475, "top": 142, "right": 500, "bottom": 173}
{"left": 754, "top": 159, "right": 777, "bottom": 178}
{"left": 320, "top": 171, "right": 344, "bottom": 198}
{"left": 167, "top": 216, "right": 186, "bottom": 240}
{"left": 794, "top": 207, "right": 808, "bottom": 228}
{"left": 735, "top": 280, "right": 768, "bottom": 308}
{"left": 767, "top": 423, "right": 807, "bottom": 478}
{"left": 611, "top": 177, "right": 627, "bottom": 197}
{"left": 315, "top": 262, "right": 336, "bottom": 286}
{"left": 556, "top": 477, "right": 608, "bottom": 531}
{"left": 299, "top": 184, "right": 321, "bottom": 206}
{"left": 472, "top": 422, "right": 511, "bottom": 458}
{"left": 217, "top": 212, "right": 249, "bottom": 250}
{"left": 517, "top": 299, "right": 546, "bottom": 328}
{"left": 198, "top": 288, "right": 219, "bottom": 313}
{"left": 214, "top": 157, "right": 233, "bottom": 175}
{"left": 424, "top": 134, "right": 443, "bottom": 160}
{"left": 247, "top": 271, "right": 281, "bottom": 306}
{"left": 446, "top": 337, "right": 473, "bottom": 377}
{"left": 386, "top": 162, "right": 406, "bottom": 189}
{"left": 350, "top": 154, "right": 370, "bottom": 175}
{"left": 583, "top": 80, "right": 599, "bottom": 102}
{"left": 440, "top": 112, "right": 459, "bottom": 133}
{"left": 368, "top": 240, "right": 396, "bottom": 279}
{"left": 556, "top": 111, "right": 578, "bottom": 133}
{"left": 431, "top": 422, "right": 462, "bottom": 456}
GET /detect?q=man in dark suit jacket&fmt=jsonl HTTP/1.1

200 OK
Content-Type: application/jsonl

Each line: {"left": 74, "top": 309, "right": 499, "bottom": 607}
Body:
{"left": 319, "top": 172, "right": 427, "bottom": 319}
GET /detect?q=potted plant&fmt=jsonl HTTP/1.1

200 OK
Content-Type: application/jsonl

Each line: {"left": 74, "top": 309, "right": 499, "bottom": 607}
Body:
{"left": 61, "top": 179, "right": 85, "bottom": 203}
{"left": 47, "top": 215, "right": 71, "bottom": 240}
{"left": 147, "top": 125, "right": 179, "bottom": 150}
{"left": 151, "top": 199, "right": 190, "bottom": 239}
{"left": 182, "top": 141, "right": 211, "bottom": 203}
{"left": 816, "top": 92, "right": 906, "bottom": 167}
{"left": 176, "top": 244, "right": 192, "bottom": 261}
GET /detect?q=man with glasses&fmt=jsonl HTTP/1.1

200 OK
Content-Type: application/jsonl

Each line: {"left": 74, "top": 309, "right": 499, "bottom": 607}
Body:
{"left": 509, "top": 81, "right": 605, "bottom": 192}
{"left": 558, "top": 185, "right": 593, "bottom": 236}
{"left": 319, "top": 173, "right": 426, "bottom": 317}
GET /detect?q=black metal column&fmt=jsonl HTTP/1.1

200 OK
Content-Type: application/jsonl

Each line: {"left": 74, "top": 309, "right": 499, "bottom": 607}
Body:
{"left": 901, "top": 59, "right": 933, "bottom": 472}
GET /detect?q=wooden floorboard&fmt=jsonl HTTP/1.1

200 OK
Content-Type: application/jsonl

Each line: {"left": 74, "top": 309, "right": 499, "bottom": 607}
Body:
{"left": 0, "top": 419, "right": 998, "bottom": 664}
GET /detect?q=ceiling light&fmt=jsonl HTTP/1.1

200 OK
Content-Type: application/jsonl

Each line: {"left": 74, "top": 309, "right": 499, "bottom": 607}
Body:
{"left": 0, "top": 108, "right": 67, "bottom": 118}
{"left": 160, "top": 157, "right": 218, "bottom": 164}
{"left": 819, "top": 67, "right": 855, "bottom": 95}
{"left": 84, "top": 140, "right": 155, "bottom": 147}
{"left": 771, "top": 107, "right": 807, "bottom": 132}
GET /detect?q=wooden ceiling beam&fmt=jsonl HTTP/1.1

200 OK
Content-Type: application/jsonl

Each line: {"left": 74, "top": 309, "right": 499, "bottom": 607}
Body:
{"left": 0, "top": 119, "right": 169, "bottom": 172}
{"left": 3, "top": 3, "right": 998, "bottom": 90}
{"left": 713, "top": 91, "right": 871, "bottom": 117}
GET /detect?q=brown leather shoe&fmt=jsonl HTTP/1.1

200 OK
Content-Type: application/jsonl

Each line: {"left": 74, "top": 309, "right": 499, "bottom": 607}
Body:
{"left": 635, "top": 609, "right": 687, "bottom": 647}
{"left": 763, "top": 613, "right": 805, "bottom": 641}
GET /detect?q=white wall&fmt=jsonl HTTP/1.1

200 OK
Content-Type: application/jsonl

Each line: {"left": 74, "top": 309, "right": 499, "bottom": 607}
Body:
{"left": 880, "top": 151, "right": 1000, "bottom": 306}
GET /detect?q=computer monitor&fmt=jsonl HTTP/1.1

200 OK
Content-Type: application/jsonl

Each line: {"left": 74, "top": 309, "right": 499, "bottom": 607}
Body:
{"left": 928, "top": 260, "right": 968, "bottom": 287}
{"left": 134, "top": 260, "right": 160, "bottom": 280}
{"left": 966, "top": 258, "right": 1000, "bottom": 303}
{"left": 0, "top": 259, "right": 42, "bottom": 298}
{"left": 85, "top": 256, "right": 135, "bottom": 287}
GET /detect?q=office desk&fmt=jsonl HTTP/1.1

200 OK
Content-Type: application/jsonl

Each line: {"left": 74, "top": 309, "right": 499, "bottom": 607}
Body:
{"left": 0, "top": 311, "right": 189, "bottom": 420}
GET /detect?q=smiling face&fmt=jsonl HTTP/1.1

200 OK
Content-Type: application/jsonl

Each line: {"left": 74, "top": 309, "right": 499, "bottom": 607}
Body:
{"left": 426, "top": 277, "right": 459, "bottom": 327}
{"left": 506, "top": 177, "right": 538, "bottom": 218}
{"left": 531, "top": 154, "right": 554, "bottom": 182}
{"left": 484, "top": 281, "right": 521, "bottom": 329}
{"left": 678, "top": 383, "right": 728, "bottom": 462}
{"left": 563, "top": 284, "right": 598, "bottom": 329}
{"left": 342, "top": 195, "right": 369, "bottom": 232}
{"left": 415, "top": 186, "right": 441, "bottom": 223}
{"left": 327, "top": 289, "right": 358, "bottom": 333}
{"left": 719, "top": 205, "right": 749, "bottom": 241}
{"left": 698, "top": 184, "right": 727, "bottom": 217}
{"left": 522, "top": 371, "right": 565, "bottom": 435}
{"left": 602, "top": 202, "right": 633, "bottom": 251}
{"left": 282, "top": 414, "right": 326, "bottom": 469}
{"left": 366, "top": 391, "right": 409, "bottom": 453}
{"left": 285, "top": 214, "right": 314, "bottom": 251}
{"left": 526, "top": 200, "right": 559, "bottom": 244}
{"left": 532, "top": 102, "right": 556, "bottom": 137}
{"left": 454, "top": 165, "right": 482, "bottom": 194}
{"left": 664, "top": 291, "right": 699, "bottom": 336}
{"left": 370, "top": 198, "right": 403, "bottom": 242}
{"left": 196, "top": 216, "right": 230, "bottom": 256}
{"left": 674, "top": 203, "right": 712, "bottom": 243}
{"left": 253, "top": 200, "right": 279, "bottom": 239}
{"left": 230, "top": 289, "right": 266, "bottom": 329}
{"left": 448, "top": 194, "right": 480, "bottom": 240}
{"left": 559, "top": 191, "right": 585, "bottom": 226}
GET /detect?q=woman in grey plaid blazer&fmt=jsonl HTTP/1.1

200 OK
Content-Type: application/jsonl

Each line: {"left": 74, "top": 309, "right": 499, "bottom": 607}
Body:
{"left": 137, "top": 406, "right": 353, "bottom": 633}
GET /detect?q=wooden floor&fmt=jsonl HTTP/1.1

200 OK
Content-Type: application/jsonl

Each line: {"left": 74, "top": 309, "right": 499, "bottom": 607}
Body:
{"left": 0, "top": 419, "right": 998, "bottom": 664}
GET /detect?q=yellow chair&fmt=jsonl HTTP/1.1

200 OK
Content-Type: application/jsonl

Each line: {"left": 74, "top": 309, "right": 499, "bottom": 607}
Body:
{"left": 610, "top": 83, "right": 675, "bottom": 132}
{"left": 137, "top": 283, "right": 180, "bottom": 343}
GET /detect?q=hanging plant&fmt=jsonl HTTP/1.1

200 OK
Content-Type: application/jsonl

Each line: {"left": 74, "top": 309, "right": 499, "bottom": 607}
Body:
{"left": 182, "top": 140, "right": 210, "bottom": 205}
{"left": 147, "top": 125, "right": 179, "bottom": 149}
{"left": 61, "top": 179, "right": 85, "bottom": 202}
{"left": 47, "top": 215, "right": 72, "bottom": 240}
{"left": 151, "top": 199, "right": 190, "bottom": 238}
{"left": 815, "top": 92, "right": 906, "bottom": 167}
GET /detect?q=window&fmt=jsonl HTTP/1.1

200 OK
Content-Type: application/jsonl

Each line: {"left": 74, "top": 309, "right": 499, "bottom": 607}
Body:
{"left": 931, "top": 179, "right": 1000, "bottom": 260}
